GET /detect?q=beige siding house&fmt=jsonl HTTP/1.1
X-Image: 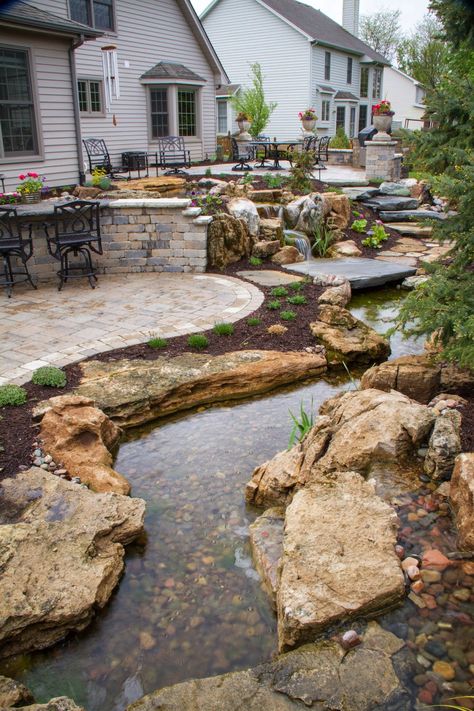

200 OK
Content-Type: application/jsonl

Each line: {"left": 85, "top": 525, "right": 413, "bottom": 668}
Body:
{"left": 0, "top": 0, "right": 227, "bottom": 191}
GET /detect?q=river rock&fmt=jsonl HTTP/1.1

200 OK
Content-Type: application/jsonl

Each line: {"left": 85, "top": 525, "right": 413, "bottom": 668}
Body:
{"left": 0, "top": 676, "right": 34, "bottom": 706}
{"left": 328, "top": 240, "right": 362, "bottom": 258}
{"left": 318, "top": 278, "right": 351, "bottom": 307}
{"left": 450, "top": 453, "right": 474, "bottom": 550}
{"left": 363, "top": 196, "right": 419, "bottom": 211}
{"left": 227, "top": 197, "right": 260, "bottom": 237}
{"left": 278, "top": 472, "right": 404, "bottom": 649}
{"left": 249, "top": 507, "right": 285, "bottom": 608}
{"left": 378, "top": 182, "right": 412, "bottom": 196}
{"left": 39, "top": 395, "right": 129, "bottom": 495}
{"left": 207, "top": 213, "right": 252, "bottom": 269}
{"left": 0, "top": 468, "right": 145, "bottom": 658}
{"left": 360, "top": 355, "right": 441, "bottom": 404}
{"left": 424, "top": 410, "right": 462, "bottom": 481}
{"left": 271, "top": 246, "right": 304, "bottom": 265}
{"left": 127, "top": 621, "right": 410, "bottom": 711}
{"left": 73, "top": 351, "right": 327, "bottom": 429}
{"left": 310, "top": 304, "right": 390, "bottom": 364}
{"left": 252, "top": 239, "right": 281, "bottom": 258}
{"left": 259, "top": 217, "right": 283, "bottom": 243}
{"left": 322, "top": 192, "right": 351, "bottom": 229}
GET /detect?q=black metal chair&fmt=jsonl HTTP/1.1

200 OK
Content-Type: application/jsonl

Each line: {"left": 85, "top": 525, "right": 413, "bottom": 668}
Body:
{"left": 157, "top": 136, "right": 191, "bottom": 175}
{"left": 316, "top": 136, "right": 330, "bottom": 170}
{"left": 253, "top": 135, "right": 271, "bottom": 168}
{"left": 0, "top": 207, "right": 36, "bottom": 298}
{"left": 83, "top": 137, "right": 131, "bottom": 180}
{"left": 45, "top": 200, "right": 102, "bottom": 291}
{"left": 231, "top": 136, "right": 254, "bottom": 171}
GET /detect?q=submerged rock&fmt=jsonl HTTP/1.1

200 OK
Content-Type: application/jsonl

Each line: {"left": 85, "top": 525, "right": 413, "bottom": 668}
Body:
{"left": 424, "top": 410, "right": 462, "bottom": 481}
{"left": 450, "top": 453, "right": 474, "bottom": 551}
{"left": 249, "top": 507, "right": 285, "bottom": 607}
{"left": 8, "top": 700, "right": 85, "bottom": 711}
{"left": 0, "top": 468, "right": 145, "bottom": 658}
{"left": 0, "top": 675, "right": 34, "bottom": 707}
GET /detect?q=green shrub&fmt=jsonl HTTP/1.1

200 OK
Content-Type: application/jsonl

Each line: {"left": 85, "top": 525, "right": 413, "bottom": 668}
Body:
{"left": 98, "top": 176, "right": 112, "bottom": 190}
{"left": 270, "top": 286, "right": 288, "bottom": 297}
{"left": 287, "top": 294, "right": 307, "bottom": 305}
{"left": 187, "top": 334, "right": 209, "bottom": 350}
{"left": 249, "top": 256, "right": 262, "bottom": 266}
{"left": 289, "top": 281, "right": 304, "bottom": 292}
{"left": 288, "top": 149, "right": 314, "bottom": 193}
{"left": 351, "top": 218, "right": 368, "bottom": 233}
{"left": 32, "top": 366, "right": 66, "bottom": 388}
{"left": 262, "top": 173, "right": 286, "bottom": 188}
{"left": 0, "top": 384, "right": 27, "bottom": 407}
{"left": 205, "top": 167, "right": 212, "bottom": 177}
{"left": 280, "top": 310, "right": 297, "bottom": 321}
{"left": 329, "top": 127, "right": 351, "bottom": 149}
{"left": 213, "top": 322, "right": 234, "bottom": 336}
{"left": 267, "top": 299, "right": 281, "bottom": 310}
{"left": 148, "top": 337, "right": 168, "bottom": 349}
{"left": 247, "top": 317, "right": 262, "bottom": 326}
{"left": 362, "top": 223, "right": 389, "bottom": 248}
{"left": 242, "top": 172, "right": 253, "bottom": 185}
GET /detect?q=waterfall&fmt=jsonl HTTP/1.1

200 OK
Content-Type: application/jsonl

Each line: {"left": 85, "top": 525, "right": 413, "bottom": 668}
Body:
{"left": 295, "top": 237, "right": 311, "bottom": 260}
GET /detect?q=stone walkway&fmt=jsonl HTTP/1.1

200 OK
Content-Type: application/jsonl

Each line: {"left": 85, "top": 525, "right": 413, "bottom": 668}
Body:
{"left": 0, "top": 273, "right": 263, "bottom": 385}
{"left": 186, "top": 162, "right": 368, "bottom": 186}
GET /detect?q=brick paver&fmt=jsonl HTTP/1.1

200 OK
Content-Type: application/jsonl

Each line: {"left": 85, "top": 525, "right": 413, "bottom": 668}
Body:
{"left": 0, "top": 273, "right": 263, "bottom": 385}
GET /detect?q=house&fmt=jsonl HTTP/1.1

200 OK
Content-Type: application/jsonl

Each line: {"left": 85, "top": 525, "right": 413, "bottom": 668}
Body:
{"left": 201, "top": 0, "right": 389, "bottom": 141}
{"left": 383, "top": 66, "right": 426, "bottom": 130}
{"left": 0, "top": 0, "right": 227, "bottom": 190}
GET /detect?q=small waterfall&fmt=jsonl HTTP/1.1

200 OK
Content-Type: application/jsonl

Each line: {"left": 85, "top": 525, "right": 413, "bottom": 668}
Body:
{"left": 284, "top": 230, "right": 312, "bottom": 261}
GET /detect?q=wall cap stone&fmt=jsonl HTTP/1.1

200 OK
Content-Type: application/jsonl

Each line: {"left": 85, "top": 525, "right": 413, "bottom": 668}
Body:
{"left": 105, "top": 198, "right": 191, "bottom": 209}
{"left": 193, "top": 215, "right": 213, "bottom": 225}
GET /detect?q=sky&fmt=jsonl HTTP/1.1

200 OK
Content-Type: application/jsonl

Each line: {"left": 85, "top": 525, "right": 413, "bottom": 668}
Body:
{"left": 191, "top": 0, "right": 430, "bottom": 32}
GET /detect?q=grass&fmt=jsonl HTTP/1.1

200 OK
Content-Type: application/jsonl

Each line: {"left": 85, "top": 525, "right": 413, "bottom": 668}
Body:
{"left": 213, "top": 322, "right": 234, "bottom": 336}
{"left": 270, "top": 286, "right": 288, "bottom": 297}
{"left": 289, "top": 281, "right": 304, "bottom": 292}
{"left": 266, "top": 299, "right": 281, "bottom": 310}
{"left": 247, "top": 317, "right": 262, "bottom": 326}
{"left": 187, "top": 334, "right": 209, "bottom": 350}
{"left": 31, "top": 366, "right": 66, "bottom": 388}
{"left": 148, "top": 337, "right": 168, "bottom": 349}
{"left": 280, "top": 310, "right": 297, "bottom": 321}
{"left": 0, "top": 384, "right": 27, "bottom": 407}
{"left": 287, "top": 294, "right": 307, "bottom": 305}
{"left": 249, "top": 256, "right": 262, "bottom": 266}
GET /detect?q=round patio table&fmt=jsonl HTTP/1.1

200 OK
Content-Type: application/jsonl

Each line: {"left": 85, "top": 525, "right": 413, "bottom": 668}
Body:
{"left": 249, "top": 139, "right": 303, "bottom": 170}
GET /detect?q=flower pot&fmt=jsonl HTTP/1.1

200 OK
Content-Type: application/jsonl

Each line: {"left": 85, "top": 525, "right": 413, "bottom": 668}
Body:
{"left": 373, "top": 114, "right": 392, "bottom": 142}
{"left": 236, "top": 119, "right": 252, "bottom": 141}
{"left": 22, "top": 191, "right": 41, "bottom": 204}
{"left": 301, "top": 118, "right": 316, "bottom": 133}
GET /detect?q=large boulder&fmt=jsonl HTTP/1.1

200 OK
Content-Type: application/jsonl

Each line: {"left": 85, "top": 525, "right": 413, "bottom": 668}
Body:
{"left": 310, "top": 305, "right": 390, "bottom": 364}
{"left": 321, "top": 192, "right": 351, "bottom": 229}
{"left": 5, "top": 700, "right": 84, "bottom": 711}
{"left": 207, "top": 213, "right": 252, "bottom": 269}
{"left": 271, "top": 246, "right": 304, "bottom": 265}
{"left": 283, "top": 194, "right": 328, "bottom": 234}
{"left": 252, "top": 239, "right": 281, "bottom": 258}
{"left": 259, "top": 217, "right": 283, "bottom": 243}
{"left": 424, "top": 410, "right": 462, "bottom": 481}
{"left": 0, "top": 468, "right": 145, "bottom": 658}
{"left": 328, "top": 240, "right": 362, "bottom": 258}
{"left": 278, "top": 473, "right": 404, "bottom": 650}
{"left": 73, "top": 351, "right": 327, "bottom": 429}
{"left": 227, "top": 197, "right": 260, "bottom": 237}
{"left": 0, "top": 676, "right": 34, "bottom": 707}
{"left": 360, "top": 355, "right": 441, "bottom": 404}
{"left": 363, "top": 196, "right": 419, "bottom": 211}
{"left": 378, "top": 182, "right": 411, "bottom": 196}
{"left": 249, "top": 507, "right": 285, "bottom": 608}
{"left": 127, "top": 622, "right": 411, "bottom": 711}
{"left": 40, "top": 395, "right": 129, "bottom": 495}
{"left": 318, "top": 279, "right": 351, "bottom": 307}
{"left": 450, "top": 453, "right": 474, "bottom": 550}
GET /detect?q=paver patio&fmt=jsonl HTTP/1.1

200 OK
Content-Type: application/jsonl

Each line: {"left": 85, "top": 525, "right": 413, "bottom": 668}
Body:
{"left": 0, "top": 273, "right": 263, "bottom": 385}
{"left": 186, "top": 162, "right": 369, "bottom": 186}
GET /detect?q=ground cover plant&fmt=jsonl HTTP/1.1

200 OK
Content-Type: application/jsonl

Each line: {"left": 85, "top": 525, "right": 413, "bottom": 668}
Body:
{"left": 31, "top": 366, "right": 66, "bottom": 388}
{"left": 213, "top": 322, "right": 234, "bottom": 336}
{"left": 0, "top": 384, "right": 27, "bottom": 407}
{"left": 280, "top": 310, "right": 297, "bottom": 321}
{"left": 148, "top": 337, "right": 168, "bottom": 349}
{"left": 270, "top": 286, "right": 288, "bottom": 297}
{"left": 187, "top": 334, "right": 209, "bottom": 350}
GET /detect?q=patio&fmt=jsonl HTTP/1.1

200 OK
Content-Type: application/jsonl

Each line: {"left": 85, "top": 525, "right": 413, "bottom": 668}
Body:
{"left": 186, "top": 161, "right": 369, "bottom": 186}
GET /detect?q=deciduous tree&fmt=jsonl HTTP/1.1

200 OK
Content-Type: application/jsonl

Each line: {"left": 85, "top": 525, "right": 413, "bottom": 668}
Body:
{"left": 359, "top": 8, "right": 402, "bottom": 61}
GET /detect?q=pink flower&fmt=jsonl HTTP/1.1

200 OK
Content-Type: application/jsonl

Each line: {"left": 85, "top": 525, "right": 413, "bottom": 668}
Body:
{"left": 376, "top": 219, "right": 383, "bottom": 225}
{"left": 19, "top": 174, "right": 26, "bottom": 180}
{"left": 27, "top": 172, "right": 39, "bottom": 178}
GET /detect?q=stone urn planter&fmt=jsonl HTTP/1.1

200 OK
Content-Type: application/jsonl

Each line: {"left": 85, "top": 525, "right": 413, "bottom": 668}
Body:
{"left": 373, "top": 114, "right": 393, "bottom": 142}
{"left": 236, "top": 115, "right": 252, "bottom": 141}
{"left": 301, "top": 118, "right": 316, "bottom": 135}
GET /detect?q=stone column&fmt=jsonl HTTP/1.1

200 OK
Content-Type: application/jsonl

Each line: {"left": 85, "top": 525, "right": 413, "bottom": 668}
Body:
{"left": 365, "top": 140, "right": 400, "bottom": 182}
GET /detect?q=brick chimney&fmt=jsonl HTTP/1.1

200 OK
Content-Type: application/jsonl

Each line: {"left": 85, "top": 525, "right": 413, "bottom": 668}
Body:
{"left": 342, "top": 0, "right": 360, "bottom": 37}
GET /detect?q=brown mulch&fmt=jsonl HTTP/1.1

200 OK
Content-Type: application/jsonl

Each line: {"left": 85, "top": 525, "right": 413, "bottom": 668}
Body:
{"left": 460, "top": 396, "right": 474, "bottom": 453}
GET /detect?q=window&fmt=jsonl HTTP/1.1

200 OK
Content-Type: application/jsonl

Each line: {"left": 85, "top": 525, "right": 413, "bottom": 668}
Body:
{"left": 69, "top": 0, "right": 114, "bottom": 31}
{"left": 321, "top": 99, "right": 330, "bottom": 122}
{"left": 217, "top": 100, "right": 227, "bottom": 133}
{"left": 336, "top": 106, "right": 345, "bottom": 131}
{"left": 415, "top": 86, "right": 425, "bottom": 104}
{"left": 178, "top": 89, "right": 196, "bottom": 136}
{"left": 324, "top": 51, "right": 331, "bottom": 81}
{"left": 150, "top": 88, "right": 169, "bottom": 138}
{"left": 372, "top": 68, "right": 382, "bottom": 99}
{"left": 0, "top": 47, "right": 38, "bottom": 158}
{"left": 78, "top": 79, "right": 103, "bottom": 115}
{"left": 360, "top": 67, "right": 369, "bottom": 98}
{"left": 358, "top": 105, "right": 368, "bottom": 132}
{"left": 347, "top": 57, "right": 353, "bottom": 85}
{"left": 349, "top": 106, "right": 356, "bottom": 137}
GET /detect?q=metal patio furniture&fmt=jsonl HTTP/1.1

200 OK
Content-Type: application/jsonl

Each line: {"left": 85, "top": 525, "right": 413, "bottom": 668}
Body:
{"left": 157, "top": 136, "right": 191, "bottom": 175}
{"left": 45, "top": 200, "right": 103, "bottom": 291}
{"left": 315, "top": 135, "right": 330, "bottom": 170}
{"left": 0, "top": 207, "right": 36, "bottom": 298}
{"left": 253, "top": 135, "right": 271, "bottom": 168}
{"left": 83, "top": 137, "right": 131, "bottom": 179}
{"left": 231, "top": 136, "right": 254, "bottom": 171}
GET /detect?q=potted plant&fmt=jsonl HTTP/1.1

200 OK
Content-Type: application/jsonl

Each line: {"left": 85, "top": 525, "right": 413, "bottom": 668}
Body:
{"left": 236, "top": 112, "right": 252, "bottom": 134}
{"left": 372, "top": 100, "right": 394, "bottom": 141}
{"left": 16, "top": 172, "right": 46, "bottom": 204}
{"left": 298, "top": 108, "right": 317, "bottom": 134}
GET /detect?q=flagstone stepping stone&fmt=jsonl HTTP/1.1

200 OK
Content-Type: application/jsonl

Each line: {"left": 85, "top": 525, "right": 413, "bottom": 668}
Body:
{"left": 375, "top": 256, "right": 418, "bottom": 266}
{"left": 378, "top": 181, "right": 412, "bottom": 196}
{"left": 379, "top": 210, "right": 447, "bottom": 222}
{"left": 341, "top": 186, "right": 379, "bottom": 200}
{"left": 237, "top": 270, "right": 305, "bottom": 286}
{"left": 384, "top": 222, "right": 433, "bottom": 237}
{"left": 282, "top": 257, "right": 416, "bottom": 289}
{"left": 391, "top": 239, "right": 428, "bottom": 253}
{"left": 362, "top": 196, "right": 419, "bottom": 211}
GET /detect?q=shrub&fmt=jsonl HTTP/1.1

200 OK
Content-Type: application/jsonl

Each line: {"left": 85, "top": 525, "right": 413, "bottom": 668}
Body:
{"left": 32, "top": 366, "right": 66, "bottom": 388}
{"left": 213, "top": 322, "right": 234, "bottom": 336}
{"left": 262, "top": 173, "right": 286, "bottom": 188}
{"left": 280, "top": 310, "right": 297, "bottom": 321}
{"left": 242, "top": 172, "right": 253, "bottom": 185}
{"left": 249, "top": 256, "right": 262, "bottom": 266}
{"left": 205, "top": 167, "right": 212, "bottom": 177}
{"left": 287, "top": 294, "right": 307, "bottom": 305}
{"left": 289, "top": 281, "right": 304, "bottom": 291}
{"left": 0, "top": 384, "right": 27, "bottom": 407}
{"left": 230, "top": 62, "right": 277, "bottom": 138}
{"left": 267, "top": 299, "right": 281, "bottom": 310}
{"left": 148, "top": 337, "right": 168, "bottom": 349}
{"left": 351, "top": 218, "right": 368, "bottom": 233}
{"left": 270, "top": 286, "right": 288, "bottom": 297}
{"left": 288, "top": 149, "right": 314, "bottom": 193}
{"left": 329, "top": 127, "right": 351, "bottom": 149}
{"left": 187, "top": 334, "right": 209, "bottom": 350}
{"left": 247, "top": 317, "right": 262, "bottom": 326}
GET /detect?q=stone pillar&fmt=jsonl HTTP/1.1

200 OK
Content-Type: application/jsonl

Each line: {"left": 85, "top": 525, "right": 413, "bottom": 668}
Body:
{"left": 365, "top": 140, "right": 400, "bottom": 182}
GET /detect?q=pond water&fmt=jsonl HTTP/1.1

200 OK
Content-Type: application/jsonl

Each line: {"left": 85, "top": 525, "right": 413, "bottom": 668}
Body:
{"left": 2, "top": 289, "right": 470, "bottom": 710}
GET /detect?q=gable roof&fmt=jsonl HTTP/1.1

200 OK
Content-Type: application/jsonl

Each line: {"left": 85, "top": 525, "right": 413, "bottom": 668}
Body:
{"left": 0, "top": 0, "right": 102, "bottom": 38}
{"left": 140, "top": 61, "right": 206, "bottom": 82}
{"left": 175, "top": 0, "right": 229, "bottom": 84}
{"left": 202, "top": 0, "right": 390, "bottom": 65}
{"left": 385, "top": 66, "right": 424, "bottom": 88}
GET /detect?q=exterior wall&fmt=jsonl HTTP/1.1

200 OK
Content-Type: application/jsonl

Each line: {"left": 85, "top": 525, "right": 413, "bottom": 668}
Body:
{"left": 365, "top": 141, "right": 401, "bottom": 181}
{"left": 311, "top": 45, "right": 361, "bottom": 137}
{"left": 203, "top": 0, "right": 311, "bottom": 140}
{"left": 0, "top": 28, "right": 80, "bottom": 191}
{"left": 383, "top": 67, "right": 425, "bottom": 130}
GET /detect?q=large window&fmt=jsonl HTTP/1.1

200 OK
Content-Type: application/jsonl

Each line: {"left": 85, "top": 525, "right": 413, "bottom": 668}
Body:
{"left": 347, "top": 57, "right": 353, "bottom": 85}
{"left": 349, "top": 106, "right": 356, "bottom": 137}
{"left": 372, "top": 68, "right": 382, "bottom": 99}
{"left": 324, "top": 51, "right": 331, "bottom": 81}
{"left": 321, "top": 99, "right": 330, "bottom": 122}
{"left": 78, "top": 79, "right": 103, "bottom": 115}
{"left": 178, "top": 89, "right": 196, "bottom": 136}
{"left": 150, "top": 88, "right": 169, "bottom": 138}
{"left": 69, "top": 0, "right": 115, "bottom": 31}
{"left": 217, "top": 100, "right": 227, "bottom": 133}
{"left": 336, "top": 106, "right": 345, "bottom": 131}
{"left": 358, "top": 105, "right": 368, "bottom": 132}
{"left": 0, "top": 47, "right": 38, "bottom": 158}
{"left": 360, "top": 67, "right": 369, "bottom": 98}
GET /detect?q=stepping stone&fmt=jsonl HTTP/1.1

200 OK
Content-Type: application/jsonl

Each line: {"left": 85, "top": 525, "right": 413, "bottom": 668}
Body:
{"left": 378, "top": 181, "right": 411, "bottom": 196}
{"left": 384, "top": 222, "right": 433, "bottom": 237}
{"left": 379, "top": 210, "right": 447, "bottom": 223}
{"left": 391, "top": 238, "right": 428, "bottom": 253}
{"left": 342, "top": 186, "right": 379, "bottom": 201}
{"left": 362, "top": 196, "right": 419, "bottom": 211}
{"left": 237, "top": 270, "right": 304, "bottom": 287}
{"left": 282, "top": 257, "right": 416, "bottom": 289}
{"left": 375, "top": 255, "right": 418, "bottom": 266}
{"left": 325, "top": 177, "right": 369, "bottom": 186}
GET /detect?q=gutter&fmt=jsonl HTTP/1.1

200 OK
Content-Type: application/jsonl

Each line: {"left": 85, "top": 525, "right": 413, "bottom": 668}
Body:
{"left": 69, "top": 35, "right": 86, "bottom": 186}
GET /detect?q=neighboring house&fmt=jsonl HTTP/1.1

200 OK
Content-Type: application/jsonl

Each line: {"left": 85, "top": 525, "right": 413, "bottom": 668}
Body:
{"left": 216, "top": 83, "right": 239, "bottom": 136}
{"left": 201, "top": 0, "right": 389, "bottom": 140}
{"left": 0, "top": 0, "right": 227, "bottom": 190}
{"left": 383, "top": 66, "right": 426, "bottom": 130}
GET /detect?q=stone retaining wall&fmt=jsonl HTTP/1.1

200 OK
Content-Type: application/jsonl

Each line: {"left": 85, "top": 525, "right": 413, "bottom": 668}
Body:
{"left": 326, "top": 148, "right": 353, "bottom": 165}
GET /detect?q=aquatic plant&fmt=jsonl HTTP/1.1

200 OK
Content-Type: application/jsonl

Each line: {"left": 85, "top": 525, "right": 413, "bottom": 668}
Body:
{"left": 288, "top": 398, "right": 314, "bottom": 448}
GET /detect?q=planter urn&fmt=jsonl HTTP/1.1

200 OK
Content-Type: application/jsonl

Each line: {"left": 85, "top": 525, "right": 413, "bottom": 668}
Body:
{"left": 373, "top": 114, "right": 393, "bottom": 142}
{"left": 301, "top": 118, "right": 316, "bottom": 137}
{"left": 237, "top": 119, "right": 252, "bottom": 141}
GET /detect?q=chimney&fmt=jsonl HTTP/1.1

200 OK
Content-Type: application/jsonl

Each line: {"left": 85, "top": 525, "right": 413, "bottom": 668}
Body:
{"left": 342, "top": 0, "right": 360, "bottom": 37}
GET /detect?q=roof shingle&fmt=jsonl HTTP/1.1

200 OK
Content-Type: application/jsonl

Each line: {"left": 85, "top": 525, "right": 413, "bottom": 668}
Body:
{"left": 140, "top": 61, "right": 206, "bottom": 82}
{"left": 0, "top": 0, "right": 102, "bottom": 38}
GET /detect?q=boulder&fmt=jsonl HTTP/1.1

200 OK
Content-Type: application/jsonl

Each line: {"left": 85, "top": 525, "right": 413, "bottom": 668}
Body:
{"left": 424, "top": 410, "right": 462, "bottom": 481}
{"left": 118, "top": 176, "right": 186, "bottom": 196}
{"left": 0, "top": 468, "right": 145, "bottom": 658}
{"left": 271, "top": 246, "right": 304, "bottom": 265}
{"left": 259, "top": 217, "right": 283, "bottom": 243}
{"left": 227, "top": 197, "right": 260, "bottom": 237}
{"left": 74, "top": 351, "right": 327, "bottom": 429}
{"left": 72, "top": 186, "right": 102, "bottom": 200}
{"left": 328, "top": 240, "right": 362, "bottom": 258}
{"left": 127, "top": 622, "right": 411, "bottom": 711}
{"left": 450, "top": 453, "right": 474, "bottom": 550}
{"left": 360, "top": 355, "right": 441, "bottom": 404}
{"left": 379, "top": 210, "right": 446, "bottom": 223}
{"left": 246, "top": 445, "right": 306, "bottom": 508}
{"left": 5, "top": 699, "right": 85, "bottom": 711}
{"left": 278, "top": 473, "right": 404, "bottom": 650}
{"left": 283, "top": 194, "right": 327, "bottom": 234}
{"left": 385, "top": 223, "right": 433, "bottom": 237}
{"left": 249, "top": 507, "right": 285, "bottom": 608}
{"left": 207, "top": 213, "right": 252, "bottom": 269}
{"left": 310, "top": 304, "right": 390, "bottom": 364}
{"left": 341, "top": 186, "right": 379, "bottom": 201}
{"left": 318, "top": 278, "right": 351, "bottom": 307}
{"left": 401, "top": 275, "right": 430, "bottom": 290}
{"left": 322, "top": 193, "right": 351, "bottom": 229}
{"left": 248, "top": 189, "right": 282, "bottom": 202}
{"left": 252, "top": 239, "right": 281, "bottom": 258}
{"left": 40, "top": 395, "right": 128, "bottom": 495}
{"left": 0, "top": 676, "right": 34, "bottom": 707}
{"left": 363, "top": 196, "right": 419, "bottom": 211}
{"left": 440, "top": 362, "right": 474, "bottom": 392}
{"left": 378, "top": 182, "right": 411, "bottom": 196}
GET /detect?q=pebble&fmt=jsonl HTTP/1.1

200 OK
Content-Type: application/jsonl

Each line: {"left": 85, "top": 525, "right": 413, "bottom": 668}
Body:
{"left": 340, "top": 630, "right": 361, "bottom": 650}
{"left": 411, "top": 580, "right": 424, "bottom": 594}
{"left": 424, "top": 640, "right": 446, "bottom": 658}
{"left": 402, "top": 556, "right": 420, "bottom": 572}
{"left": 40, "top": 463, "right": 49, "bottom": 470}
{"left": 139, "top": 631, "right": 156, "bottom": 650}
{"left": 421, "top": 569, "right": 442, "bottom": 583}
{"left": 395, "top": 544, "right": 405, "bottom": 559}
{"left": 407, "top": 565, "right": 421, "bottom": 581}
{"left": 452, "top": 588, "right": 470, "bottom": 602}
{"left": 418, "top": 688, "right": 433, "bottom": 704}
{"left": 409, "top": 592, "right": 426, "bottom": 608}
{"left": 44, "top": 454, "right": 53, "bottom": 464}
{"left": 417, "top": 654, "right": 431, "bottom": 669}
{"left": 432, "top": 660, "right": 456, "bottom": 680}
{"left": 33, "top": 458, "right": 43, "bottom": 466}
{"left": 422, "top": 549, "right": 451, "bottom": 570}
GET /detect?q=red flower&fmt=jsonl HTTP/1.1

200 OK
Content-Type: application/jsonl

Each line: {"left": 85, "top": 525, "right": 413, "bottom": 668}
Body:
{"left": 19, "top": 174, "right": 26, "bottom": 180}
{"left": 27, "top": 172, "right": 39, "bottom": 178}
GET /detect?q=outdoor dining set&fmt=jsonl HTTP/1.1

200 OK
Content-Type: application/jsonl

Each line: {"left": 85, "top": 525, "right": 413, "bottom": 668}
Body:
{"left": 231, "top": 134, "right": 330, "bottom": 174}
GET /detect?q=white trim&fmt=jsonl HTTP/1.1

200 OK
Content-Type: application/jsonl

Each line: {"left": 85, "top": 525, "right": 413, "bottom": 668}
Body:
{"left": 255, "top": 0, "right": 313, "bottom": 40}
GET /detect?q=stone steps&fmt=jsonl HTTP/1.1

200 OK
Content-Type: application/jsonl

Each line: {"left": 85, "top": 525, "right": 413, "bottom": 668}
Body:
{"left": 362, "top": 196, "right": 419, "bottom": 211}
{"left": 379, "top": 210, "right": 447, "bottom": 223}
{"left": 384, "top": 222, "right": 433, "bottom": 237}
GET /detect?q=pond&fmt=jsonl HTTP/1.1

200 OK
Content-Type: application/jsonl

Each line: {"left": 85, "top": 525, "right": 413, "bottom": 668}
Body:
{"left": 3, "top": 288, "right": 470, "bottom": 711}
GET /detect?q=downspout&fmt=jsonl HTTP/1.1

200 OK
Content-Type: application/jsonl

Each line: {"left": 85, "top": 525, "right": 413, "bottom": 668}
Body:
{"left": 69, "top": 35, "right": 86, "bottom": 185}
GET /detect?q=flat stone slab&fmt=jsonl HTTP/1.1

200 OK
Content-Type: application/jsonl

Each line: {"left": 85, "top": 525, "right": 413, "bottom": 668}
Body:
{"left": 362, "top": 196, "right": 419, "bottom": 211}
{"left": 282, "top": 257, "right": 416, "bottom": 289}
{"left": 384, "top": 222, "right": 433, "bottom": 236}
{"left": 379, "top": 210, "right": 447, "bottom": 223}
{"left": 237, "top": 269, "right": 305, "bottom": 286}
{"left": 341, "top": 186, "right": 379, "bottom": 201}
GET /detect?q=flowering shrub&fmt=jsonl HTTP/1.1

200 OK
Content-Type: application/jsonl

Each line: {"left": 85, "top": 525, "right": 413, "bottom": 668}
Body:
{"left": 351, "top": 218, "right": 368, "bottom": 233}
{"left": 0, "top": 192, "right": 20, "bottom": 205}
{"left": 372, "top": 100, "right": 393, "bottom": 116}
{"left": 299, "top": 108, "right": 317, "bottom": 121}
{"left": 16, "top": 172, "right": 46, "bottom": 195}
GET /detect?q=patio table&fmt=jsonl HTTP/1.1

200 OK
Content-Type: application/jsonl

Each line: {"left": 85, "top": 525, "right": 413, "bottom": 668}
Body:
{"left": 249, "top": 139, "right": 303, "bottom": 170}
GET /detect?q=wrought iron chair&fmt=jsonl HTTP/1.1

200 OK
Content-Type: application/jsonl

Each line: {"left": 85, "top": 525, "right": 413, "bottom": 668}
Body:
{"left": 231, "top": 137, "right": 254, "bottom": 171}
{"left": 0, "top": 207, "right": 36, "bottom": 298}
{"left": 83, "top": 137, "right": 130, "bottom": 180}
{"left": 254, "top": 135, "right": 271, "bottom": 169}
{"left": 45, "top": 200, "right": 103, "bottom": 291}
{"left": 316, "top": 136, "right": 330, "bottom": 170}
{"left": 157, "top": 136, "right": 191, "bottom": 175}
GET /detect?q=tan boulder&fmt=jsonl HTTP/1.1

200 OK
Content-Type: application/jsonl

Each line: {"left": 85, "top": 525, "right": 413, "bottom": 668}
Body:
{"left": 259, "top": 217, "right": 283, "bottom": 242}
{"left": 40, "top": 395, "right": 129, "bottom": 495}
{"left": 249, "top": 507, "right": 285, "bottom": 608}
{"left": 252, "top": 239, "right": 281, "bottom": 258}
{"left": 310, "top": 304, "right": 390, "bottom": 364}
{"left": 0, "top": 468, "right": 145, "bottom": 658}
{"left": 271, "top": 246, "right": 304, "bottom": 265}
{"left": 5, "top": 698, "right": 85, "bottom": 710}
{"left": 0, "top": 676, "right": 34, "bottom": 707}
{"left": 115, "top": 176, "right": 185, "bottom": 197}
{"left": 450, "top": 453, "right": 474, "bottom": 550}
{"left": 246, "top": 445, "right": 306, "bottom": 507}
{"left": 440, "top": 362, "right": 474, "bottom": 392}
{"left": 72, "top": 185, "right": 102, "bottom": 199}
{"left": 207, "top": 213, "right": 252, "bottom": 269}
{"left": 424, "top": 410, "right": 462, "bottom": 481}
{"left": 360, "top": 354, "right": 441, "bottom": 404}
{"left": 322, "top": 192, "right": 351, "bottom": 229}
{"left": 227, "top": 197, "right": 260, "bottom": 237}
{"left": 318, "top": 279, "right": 351, "bottom": 307}
{"left": 328, "top": 240, "right": 362, "bottom": 258}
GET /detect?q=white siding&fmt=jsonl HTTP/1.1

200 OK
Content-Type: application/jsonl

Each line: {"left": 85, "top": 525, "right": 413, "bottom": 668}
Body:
{"left": 203, "top": 0, "right": 311, "bottom": 140}
{"left": 383, "top": 67, "right": 425, "bottom": 130}
{"left": 311, "top": 44, "right": 361, "bottom": 136}
{"left": 0, "top": 28, "right": 80, "bottom": 190}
